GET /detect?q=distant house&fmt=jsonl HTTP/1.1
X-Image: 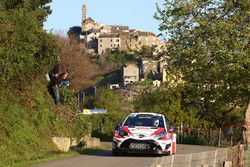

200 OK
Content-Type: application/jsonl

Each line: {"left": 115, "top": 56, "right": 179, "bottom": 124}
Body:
{"left": 98, "top": 33, "right": 121, "bottom": 55}
{"left": 122, "top": 63, "right": 139, "bottom": 85}
{"left": 109, "top": 83, "right": 120, "bottom": 90}
{"left": 140, "top": 58, "right": 159, "bottom": 79}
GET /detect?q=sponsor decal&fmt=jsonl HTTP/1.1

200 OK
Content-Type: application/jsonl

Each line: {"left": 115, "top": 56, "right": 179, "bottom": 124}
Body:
{"left": 135, "top": 126, "right": 151, "bottom": 130}
{"left": 139, "top": 134, "right": 145, "bottom": 138}
{"left": 129, "top": 143, "right": 150, "bottom": 150}
{"left": 150, "top": 128, "right": 165, "bottom": 136}
{"left": 122, "top": 126, "right": 134, "bottom": 136}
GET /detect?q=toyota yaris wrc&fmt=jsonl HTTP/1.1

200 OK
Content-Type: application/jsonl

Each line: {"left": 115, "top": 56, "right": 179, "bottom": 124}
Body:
{"left": 112, "top": 112, "right": 176, "bottom": 155}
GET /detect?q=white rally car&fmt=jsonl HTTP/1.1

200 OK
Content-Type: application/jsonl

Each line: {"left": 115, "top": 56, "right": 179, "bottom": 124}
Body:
{"left": 112, "top": 112, "right": 176, "bottom": 155}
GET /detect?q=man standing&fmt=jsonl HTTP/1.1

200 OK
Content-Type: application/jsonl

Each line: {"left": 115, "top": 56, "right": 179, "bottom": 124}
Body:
{"left": 49, "top": 71, "right": 68, "bottom": 105}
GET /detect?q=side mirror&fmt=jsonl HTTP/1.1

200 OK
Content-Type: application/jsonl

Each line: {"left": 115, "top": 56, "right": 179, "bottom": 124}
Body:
{"left": 115, "top": 122, "right": 122, "bottom": 130}
{"left": 168, "top": 125, "right": 175, "bottom": 133}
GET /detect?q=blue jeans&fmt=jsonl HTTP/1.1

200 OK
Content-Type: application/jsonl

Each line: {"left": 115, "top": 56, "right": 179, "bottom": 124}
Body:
{"left": 60, "top": 80, "right": 70, "bottom": 88}
{"left": 52, "top": 86, "right": 60, "bottom": 104}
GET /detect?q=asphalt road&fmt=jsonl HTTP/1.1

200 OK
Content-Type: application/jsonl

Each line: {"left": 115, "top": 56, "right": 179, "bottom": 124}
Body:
{"left": 30, "top": 143, "right": 219, "bottom": 167}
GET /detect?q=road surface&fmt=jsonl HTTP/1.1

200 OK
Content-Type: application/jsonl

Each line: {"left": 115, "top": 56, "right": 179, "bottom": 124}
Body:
{"left": 30, "top": 143, "right": 219, "bottom": 167}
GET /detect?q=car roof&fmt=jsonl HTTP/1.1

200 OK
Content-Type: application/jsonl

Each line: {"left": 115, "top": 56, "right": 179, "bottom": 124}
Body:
{"left": 128, "top": 112, "right": 163, "bottom": 117}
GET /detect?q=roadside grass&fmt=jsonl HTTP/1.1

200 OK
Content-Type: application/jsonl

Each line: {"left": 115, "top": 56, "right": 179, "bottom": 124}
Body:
{"left": 0, "top": 81, "right": 100, "bottom": 167}
{"left": 18, "top": 146, "right": 107, "bottom": 167}
{"left": 15, "top": 151, "right": 78, "bottom": 167}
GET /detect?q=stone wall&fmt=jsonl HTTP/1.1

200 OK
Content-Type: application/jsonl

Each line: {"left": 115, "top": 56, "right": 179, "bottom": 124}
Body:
{"left": 52, "top": 135, "right": 101, "bottom": 152}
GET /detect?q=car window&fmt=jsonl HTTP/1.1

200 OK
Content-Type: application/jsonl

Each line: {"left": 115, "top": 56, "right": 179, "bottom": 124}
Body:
{"left": 124, "top": 114, "right": 164, "bottom": 127}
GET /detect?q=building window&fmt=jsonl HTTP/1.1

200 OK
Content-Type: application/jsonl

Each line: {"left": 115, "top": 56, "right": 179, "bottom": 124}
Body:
{"left": 111, "top": 39, "right": 112, "bottom": 42}
{"left": 100, "top": 44, "right": 102, "bottom": 47}
{"left": 116, "top": 39, "right": 119, "bottom": 42}
{"left": 100, "top": 39, "right": 102, "bottom": 42}
{"left": 111, "top": 44, "right": 112, "bottom": 47}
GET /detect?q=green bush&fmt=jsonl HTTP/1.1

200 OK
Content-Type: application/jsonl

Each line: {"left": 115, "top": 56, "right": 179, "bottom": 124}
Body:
{"left": 0, "top": 82, "right": 72, "bottom": 166}
{"left": 179, "top": 135, "right": 208, "bottom": 146}
{"left": 59, "top": 88, "right": 78, "bottom": 110}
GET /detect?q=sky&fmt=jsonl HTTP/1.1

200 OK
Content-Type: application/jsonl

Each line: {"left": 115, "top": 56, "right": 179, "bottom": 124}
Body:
{"left": 44, "top": 0, "right": 165, "bottom": 35}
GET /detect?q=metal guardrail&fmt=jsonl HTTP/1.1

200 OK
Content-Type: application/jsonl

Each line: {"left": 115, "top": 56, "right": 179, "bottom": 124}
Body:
{"left": 151, "top": 144, "right": 250, "bottom": 167}
{"left": 245, "top": 146, "right": 250, "bottom": 167}
{"left": 151, "top": 148, "right": 227, "bottom": 167}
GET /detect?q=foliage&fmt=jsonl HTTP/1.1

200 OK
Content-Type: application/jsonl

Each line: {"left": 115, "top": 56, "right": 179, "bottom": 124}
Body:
{"left": 56, "top": 36, "right": 101, "bottom": 92}
{"left": 0, "top": 0, "right": 59, "bottom": 90}
{"left": 98, "top": 51, "right": 139, "bottom": 71}
{"left": 93, "top": 87, "right": 122, "bottom": 112}
{"left": 67, "top": 26, "right": 82, "bottom": 42}
{"left": 90, "top": 112, "right": 130, "bottom": 141}
{"left": 82, "top": 87, "right": 132, "bottom": 141}
{"left": 0, "top": 82, "right": 71, "bottom": 167}
{"left": 136, "top": 45, "right": 157, "bottom": 58}
{"left": 181, "top": 135, "right": 208, "bottom": 146}
{"left": 72, "top": 115, "right": 93, "bottom": 140}
{"left": 59, "top": 88, "right": 78, "bottom": 110}
{"left": 0, "top": 1, "right": 97, "bottom": 165}
{"left": 133, "top": 86, "right": 186, "bottom": 125}
{"left": 155, "top": 0, "right": 250, "bottom": 127}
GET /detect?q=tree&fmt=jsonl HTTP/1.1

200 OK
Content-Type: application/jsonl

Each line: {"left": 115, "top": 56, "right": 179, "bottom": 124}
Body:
{"left": 56, "top": 36, "right": 101, "bottom": 92}
{"left": 155, "top": 0, "right": 250, "bottom": 142}
{"left": 133, "top": 87, "right": 191, "bottom": 126}
{"left": 0, "top": 0, "right": 58, "bottom": 90}
{"left": 138, "top": 45, "right": 153, "bottom": 57}
{"left": 93, "top": 88, "right": 122, "bottom": 113}
{"left": 67, "top": 26, "right": 82, "bottom": 42}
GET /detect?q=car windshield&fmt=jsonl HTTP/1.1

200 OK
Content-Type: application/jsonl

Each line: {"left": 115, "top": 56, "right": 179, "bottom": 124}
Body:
{"left": 123, "top": 114, "right": 164, "bottom": 128}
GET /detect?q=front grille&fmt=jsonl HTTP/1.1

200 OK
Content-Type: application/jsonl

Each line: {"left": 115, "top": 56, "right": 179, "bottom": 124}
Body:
{"left": 120, "top": 139, "right": 159, "bottom": 151}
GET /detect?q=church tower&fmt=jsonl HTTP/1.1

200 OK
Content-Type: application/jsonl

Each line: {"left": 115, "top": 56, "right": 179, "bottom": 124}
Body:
{"left": 82, "top": 4, "right": 87, "bottom": 32}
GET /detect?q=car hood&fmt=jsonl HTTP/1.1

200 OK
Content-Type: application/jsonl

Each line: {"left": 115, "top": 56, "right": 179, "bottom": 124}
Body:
{"left": 122, "top": 126, "right": 165, "bottom": 137}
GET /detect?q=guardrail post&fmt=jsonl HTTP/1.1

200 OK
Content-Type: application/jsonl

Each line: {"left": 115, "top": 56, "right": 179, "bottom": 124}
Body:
{"left": 188, "top": 153, "right": 192, "bottom": 167}
{"left": 213, "top": 150, "right": 217, "bottom": 167}
{"left": 218, "top": 128, "right": 222, "bottom": 147}
{"left": 170, "top": 155, "right": 174, "bottom": 167}
{"left": 202, "top": 164, "right": 209, "bottom": 167}
{"left": 238, "top": 144, "right": 244, "bottom": 167}
{"left": 223, "top": 161, "right": 232, "bottom": 167}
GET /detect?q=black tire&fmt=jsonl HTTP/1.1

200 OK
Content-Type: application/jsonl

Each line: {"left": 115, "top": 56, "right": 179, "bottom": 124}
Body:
{"left": 112, "top": 149, "right": 120, "bottom": 156}
{"left": 156, "top": 147, "right": 163, "bottom": 155}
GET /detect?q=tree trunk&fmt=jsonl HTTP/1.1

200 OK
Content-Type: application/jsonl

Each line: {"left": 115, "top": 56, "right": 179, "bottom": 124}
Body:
{"left": 244, "top": 101, "right": 250, "bottom": 145}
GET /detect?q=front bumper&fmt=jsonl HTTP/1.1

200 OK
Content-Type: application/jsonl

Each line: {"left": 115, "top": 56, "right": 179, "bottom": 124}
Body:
{"left": 113, "top": 138, "right": 171, "bottom": 154}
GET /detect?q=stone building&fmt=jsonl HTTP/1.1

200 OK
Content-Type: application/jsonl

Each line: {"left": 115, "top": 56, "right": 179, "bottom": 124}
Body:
{"left": 140, "top": 58, "right": 159, "bottom": 79}
{"left": 80, "top": 3, "right": 164, "bottom": 55}
{"left": 122, "top": 30, "right": 162, "bottom": 52}
{"left": 122, "top": 63, "right": 139, "bottom": 85}
{"left": 98, "top": 33, "right": 121, "bottom": 55}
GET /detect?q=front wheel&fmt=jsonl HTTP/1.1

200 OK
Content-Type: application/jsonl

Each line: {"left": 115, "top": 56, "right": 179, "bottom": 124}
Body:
{"left": 112, "top": 149, "right": 121, "bottom": 156}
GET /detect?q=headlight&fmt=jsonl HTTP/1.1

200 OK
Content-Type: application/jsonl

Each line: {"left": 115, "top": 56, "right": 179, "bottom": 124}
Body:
{"left": 119, "top": 129, "right": 128, "bottom": 137}
{"left": 166, "top": 132, "right": 171, "bottom": 139}
{"left": 155, "top": 131, "right": 166, "bottom": 139}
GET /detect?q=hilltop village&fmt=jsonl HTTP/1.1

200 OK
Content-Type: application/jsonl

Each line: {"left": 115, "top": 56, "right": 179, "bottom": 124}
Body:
{"left": 67, "top": 4, "right": 172, "bottom": 92}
